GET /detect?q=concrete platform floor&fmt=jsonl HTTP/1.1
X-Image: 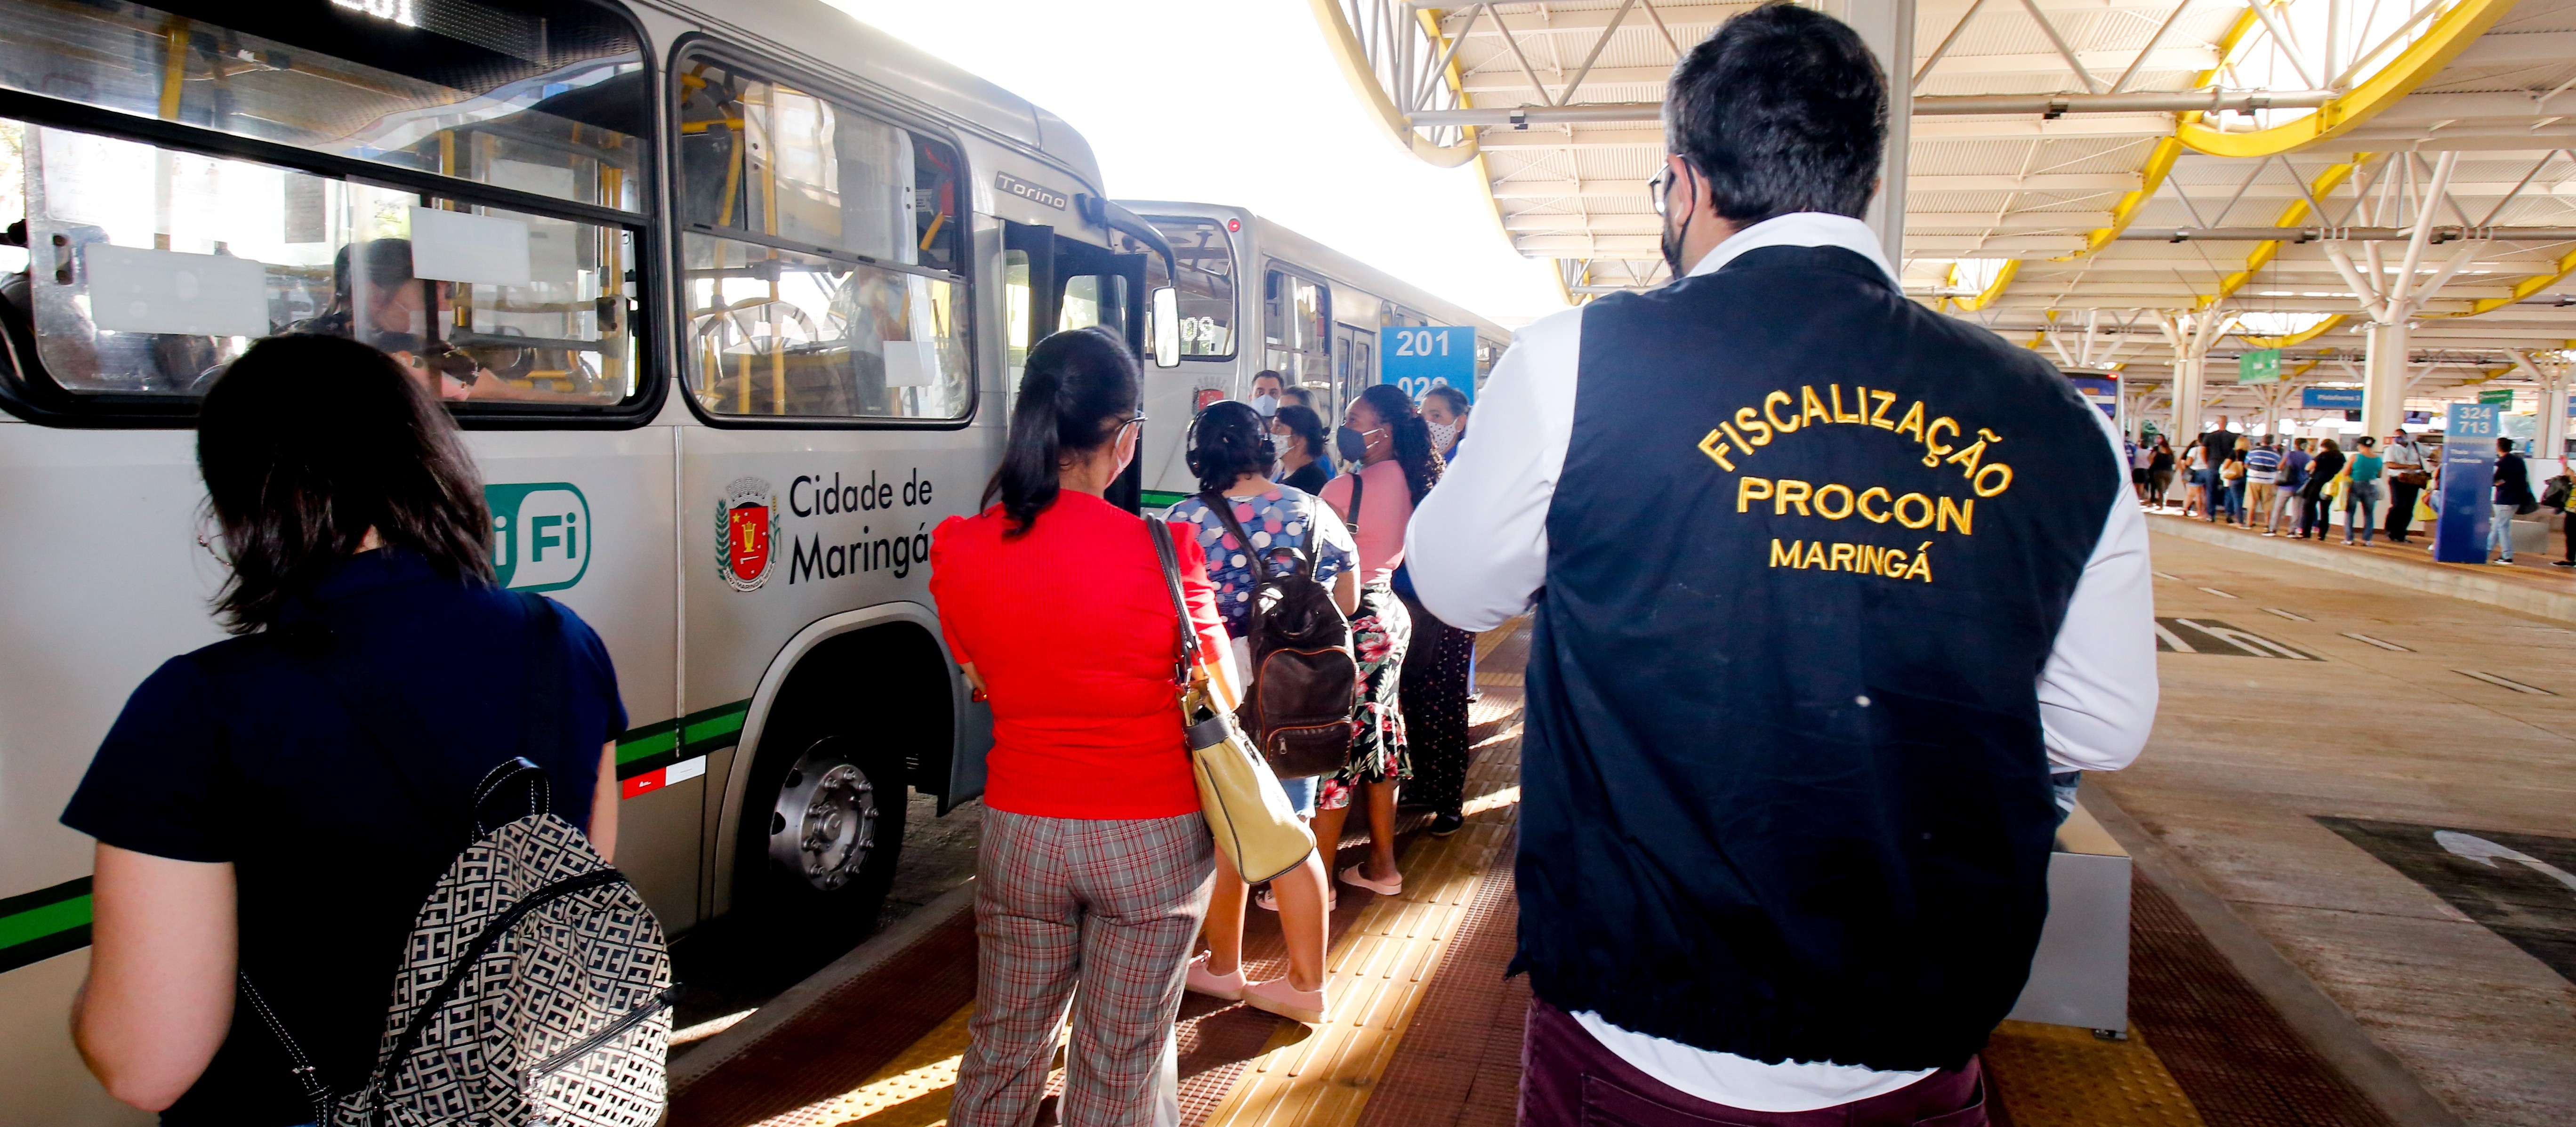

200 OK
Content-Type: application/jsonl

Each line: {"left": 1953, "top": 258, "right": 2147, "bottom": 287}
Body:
{"left": 2107, "top": 528, "right": 2576, "bottom": 1127}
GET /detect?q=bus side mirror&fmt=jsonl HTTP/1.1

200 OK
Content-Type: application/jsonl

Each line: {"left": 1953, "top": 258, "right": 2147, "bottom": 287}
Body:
{"left": 1151, "top": 286, "right": 1180, "bottom": 368}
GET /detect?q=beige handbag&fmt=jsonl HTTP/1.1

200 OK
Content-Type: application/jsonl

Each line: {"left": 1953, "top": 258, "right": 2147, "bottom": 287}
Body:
{"left": 1146, "top": 517, "right": 1317, "bottom": 884}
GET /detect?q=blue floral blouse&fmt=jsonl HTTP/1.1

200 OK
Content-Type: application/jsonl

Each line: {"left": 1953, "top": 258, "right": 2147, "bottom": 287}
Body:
{"left": 1165, "top": 486, "right": 1357, "bottom": 638}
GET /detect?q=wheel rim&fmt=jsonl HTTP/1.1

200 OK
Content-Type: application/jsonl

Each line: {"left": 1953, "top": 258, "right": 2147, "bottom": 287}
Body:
{"left": 767, "top": 741, "right": 878, "bottom": 891}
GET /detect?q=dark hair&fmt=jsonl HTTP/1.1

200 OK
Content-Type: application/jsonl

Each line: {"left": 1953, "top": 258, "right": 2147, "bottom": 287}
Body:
{"left": 1278, "top": 386, "right": 1313, "bottom": 409}
{"left": 2499, "top": 437, "right": 2515, "bottom": 452}
{"left": 1422, "top": 385, "right": 1470, "bottom": 418}
{"left": 1272, "top": 404, "right": 1328, "bottom": 464}
{"left": 982, "top": 326, "right": 1139, "bottom": 535}
{"left": 1666, "top": 3, "right": 1887, "bottom": 225}
{"left": 197, "top": 334, "right": 493, "bottom": 633}
{"left": 2357, "top": 436, "right": 2376, "bottom": 449}
{"left": 1251, "top": 370, "right": 1285, "bottom": 392}
{"left": 1189, "top": 401, "right": 1276, "bottom": 493}
{"left": 1354, "top": 382, "right": 1443, "bottom": 504}
{"left": 330, "top": 238, "right": 417, "bottom": 308}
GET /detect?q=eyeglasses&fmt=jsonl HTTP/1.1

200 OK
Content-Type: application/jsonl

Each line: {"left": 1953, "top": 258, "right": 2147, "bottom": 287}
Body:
{"left": 1648, "top": 159, "right": 1691, "bottom": 218}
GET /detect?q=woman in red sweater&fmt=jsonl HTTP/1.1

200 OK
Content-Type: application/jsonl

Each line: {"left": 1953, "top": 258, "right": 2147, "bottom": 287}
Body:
{"left": 929, "top": 327, "right": 1234, "bottom": 1127}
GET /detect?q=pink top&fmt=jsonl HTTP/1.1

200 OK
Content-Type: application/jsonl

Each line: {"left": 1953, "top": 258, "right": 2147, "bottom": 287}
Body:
{"left": 1318, "top": 459, "right": 1412, "bottom": 587}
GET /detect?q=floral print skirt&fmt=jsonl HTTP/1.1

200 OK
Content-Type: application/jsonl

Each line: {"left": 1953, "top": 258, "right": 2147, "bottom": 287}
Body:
{"left": 1319, "top": 584, "right": 1411, "bottom": 810}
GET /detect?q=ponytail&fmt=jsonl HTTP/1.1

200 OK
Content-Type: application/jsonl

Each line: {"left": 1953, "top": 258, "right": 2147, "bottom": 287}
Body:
{"left": 1357, "top": 382, "right": 1443, "bottom": 504}
{"left": 982, "top": 326, "right": 1140, "bottom": 535}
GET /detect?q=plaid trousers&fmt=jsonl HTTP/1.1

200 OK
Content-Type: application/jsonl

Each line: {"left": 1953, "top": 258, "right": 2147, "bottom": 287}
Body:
{"left": 950, "top": 808, "right": 1215, "bottom": 1127}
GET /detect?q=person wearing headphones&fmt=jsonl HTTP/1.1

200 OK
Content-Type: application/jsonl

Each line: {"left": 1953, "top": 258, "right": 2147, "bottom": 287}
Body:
{"left": 1165, "top": 401, "right": 1357, "bottom": 1025}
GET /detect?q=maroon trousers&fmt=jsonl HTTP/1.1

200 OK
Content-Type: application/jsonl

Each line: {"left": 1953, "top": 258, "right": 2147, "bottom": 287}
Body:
{"left": 1518, "top": 1000, "right": 1990, "bottom": 1127}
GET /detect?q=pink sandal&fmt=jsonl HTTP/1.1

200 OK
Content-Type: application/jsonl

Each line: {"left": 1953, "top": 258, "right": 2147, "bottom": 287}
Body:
{"left": 1339, "top": 863, "right": 1402, "bottom": 897}
{"left": 1253, "top": 885, "right": 1336, "bottom": 912}
{"left": 1243, "top": 976, "right": 1329, "bottom": 1024}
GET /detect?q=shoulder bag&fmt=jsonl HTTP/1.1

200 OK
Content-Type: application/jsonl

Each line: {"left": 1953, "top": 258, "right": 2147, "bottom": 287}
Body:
{"left": 1146, "top": 517, "right": 1316, "bottom": 884}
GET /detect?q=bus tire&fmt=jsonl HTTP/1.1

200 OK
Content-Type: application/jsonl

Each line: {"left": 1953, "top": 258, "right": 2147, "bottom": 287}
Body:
{"left": 736, "top": 725, "right": 908, "bottom": 960}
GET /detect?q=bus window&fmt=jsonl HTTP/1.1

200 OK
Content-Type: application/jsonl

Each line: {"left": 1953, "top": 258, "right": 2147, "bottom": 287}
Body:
{"left": 1264, "top": 268, "right": 1330, "bottom": 398}
{"left": 676, "top": 54, "right": 970, "bottom": 421}
{"left": 1140, "top": 217, "right": 1234, "bottom": 359}
{"left": 3, "top": 119, "right": 642, "bottom": 405}
{"left": 0, "top": 0, "right": 646, "bottom": 213}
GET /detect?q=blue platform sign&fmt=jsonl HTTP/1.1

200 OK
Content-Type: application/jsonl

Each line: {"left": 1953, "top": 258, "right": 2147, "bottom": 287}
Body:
{"left": 2304, "top": 387, "right": 2365, "bottom": 410}
{"left": 1381, "top": 325, "right": 1477, "bottom": 403}
{"left": 2435, "top": 402, "right": 2499, "bottom": 564}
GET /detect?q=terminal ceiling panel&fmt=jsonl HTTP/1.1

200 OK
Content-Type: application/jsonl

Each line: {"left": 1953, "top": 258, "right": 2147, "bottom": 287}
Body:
{"left": 1314, "top": 0, "right": 2576, "bottom": 419}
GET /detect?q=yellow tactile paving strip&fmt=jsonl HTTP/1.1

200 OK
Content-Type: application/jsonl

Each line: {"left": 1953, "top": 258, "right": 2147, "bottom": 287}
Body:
{"left": 801, "top": 1003, "right": 977, "bottom": 1127}
{"left": 1986, "top": 1021, "right": 2206, "bottom": 1127}
{"left": 1197, "top": 731, "right": 1521, "bottom": 1127}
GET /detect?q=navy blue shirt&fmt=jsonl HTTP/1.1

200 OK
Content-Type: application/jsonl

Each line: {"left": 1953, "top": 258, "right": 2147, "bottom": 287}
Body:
{"left": 61, "top": 549, "right": 625, "bottom": 1126}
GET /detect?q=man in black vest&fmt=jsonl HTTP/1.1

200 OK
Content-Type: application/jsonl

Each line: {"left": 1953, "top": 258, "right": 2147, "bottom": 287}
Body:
{"left": 1405, "top": 7, "right": 2157, "bottom": 1124}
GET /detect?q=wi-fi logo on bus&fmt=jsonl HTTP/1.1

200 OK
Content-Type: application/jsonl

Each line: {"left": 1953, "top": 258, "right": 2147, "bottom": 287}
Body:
{"left": 486, "top": 483, "right": 592, "bottom": 593}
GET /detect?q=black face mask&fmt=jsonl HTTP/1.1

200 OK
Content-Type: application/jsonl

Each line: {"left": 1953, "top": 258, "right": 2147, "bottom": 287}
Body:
{"left": 1659, "top": 164, "right": 1697, "bottom": 279}
{"left": 1336, "top": 425, "right": 1370, "bottom": 464}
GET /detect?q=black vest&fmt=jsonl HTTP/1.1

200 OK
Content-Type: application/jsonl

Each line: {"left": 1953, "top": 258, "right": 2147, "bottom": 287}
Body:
{"left": 1513, "top": 245, "right": 2119, "bottom": 1071}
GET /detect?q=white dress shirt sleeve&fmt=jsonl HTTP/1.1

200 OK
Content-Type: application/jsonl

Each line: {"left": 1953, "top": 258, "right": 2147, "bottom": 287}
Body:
{"left": 2039, "top": 409, "right": 2159, "bottom": 773}
{"left": 1402, "top": 305, "right": 1586, "bottom": 632}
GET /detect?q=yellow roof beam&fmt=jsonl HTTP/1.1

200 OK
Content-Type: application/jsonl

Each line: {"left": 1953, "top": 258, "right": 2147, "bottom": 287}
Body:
{"left": 2177, "top": 0, "right": 2520, "bottom": 158}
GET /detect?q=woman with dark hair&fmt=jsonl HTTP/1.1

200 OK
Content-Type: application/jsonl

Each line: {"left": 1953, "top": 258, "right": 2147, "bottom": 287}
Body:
{"left": 1420, "top": 384, "right": 1470, "bottom": 461}
{"left": 1313, "top": 382, "right": 1442, "bottom": 898}
{"left": 1167, "top": 401, "right": 1355, "bottom": 1024}
{"left": 1270, "top": 403, "right": 1333, "bottom": 493}
{"left": 61, "top": 334, "right": 628, "bottom": 1121}
{"left": 929, "top": 326, "right": 1236, "bottom": 1126}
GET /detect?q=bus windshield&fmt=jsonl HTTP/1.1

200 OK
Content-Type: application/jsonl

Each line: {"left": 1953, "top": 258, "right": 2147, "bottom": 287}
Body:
{"left": 1143, "top": 217, "right": 1235, "bottom": 359}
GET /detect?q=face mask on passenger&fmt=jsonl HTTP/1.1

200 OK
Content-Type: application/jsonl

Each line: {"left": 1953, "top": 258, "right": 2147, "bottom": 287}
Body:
{"left": 1336, "top": 425, "right": 1377, "bottom": 464}
{"left": 1252, "top": 394, "right": 1279, "bottom": 417}
{"left": 1426, "top": 420, "right": 1459, "bottom": 450}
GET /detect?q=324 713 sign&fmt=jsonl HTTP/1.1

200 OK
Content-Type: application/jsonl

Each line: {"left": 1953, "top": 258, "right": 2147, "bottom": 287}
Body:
{"left": 1381, "top": 325, "right": 1476, "bottom": 403}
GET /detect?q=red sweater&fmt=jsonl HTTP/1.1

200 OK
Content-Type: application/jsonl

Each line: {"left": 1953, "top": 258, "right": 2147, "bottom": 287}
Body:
{"left": 928, "top": 491, "right": 1227, "bottom": 819}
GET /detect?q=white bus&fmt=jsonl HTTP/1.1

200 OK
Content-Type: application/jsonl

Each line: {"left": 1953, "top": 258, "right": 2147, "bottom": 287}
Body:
{"left": 0, "top": 1, "right": 1179, "bottom": 1120}
{"left": 1116, "top": 201, "right": 1513, "bottom": 507}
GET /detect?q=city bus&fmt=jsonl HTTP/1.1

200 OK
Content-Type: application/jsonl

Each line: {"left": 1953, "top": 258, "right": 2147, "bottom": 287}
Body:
{"left": 0, "top": 1, "right": 1175, "bottom": 1120}
{"left": 1114, "top": 201, "right": 1513, "bottom": 506}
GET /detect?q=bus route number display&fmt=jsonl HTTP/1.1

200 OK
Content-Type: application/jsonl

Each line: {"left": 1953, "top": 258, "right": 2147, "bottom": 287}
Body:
{"left": 1382, "top": 325, "right": 1476, "bottom": 404}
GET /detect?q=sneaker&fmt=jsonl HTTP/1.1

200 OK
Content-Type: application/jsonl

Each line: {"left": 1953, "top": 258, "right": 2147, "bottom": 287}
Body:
{"left": 2262, "top": 531, "right": 2277, "bottom": 537}
{"left": 1339, "top": 863, "right": 1403, "bottom": 897}
{"left": 2551, "top": 560, "right": 2575, "bottom": 568}
{"left": 2342, "top": 539, "right": 2355, "bottom": 545}
{"left": 1429, "top": 811, "right": 1465, "bottom": 837}
{"left": 1243, "top": 976, "right": 1328, "bottom": 1024}
{"left": 1185, "top": 952, "right": 1245, "bottom": 1002}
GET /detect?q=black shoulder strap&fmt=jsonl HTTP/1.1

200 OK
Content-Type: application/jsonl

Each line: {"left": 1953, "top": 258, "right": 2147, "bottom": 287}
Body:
{"left": 1340, "top": 470, "right": 1365, "bottom": 539}
{"left": 1145, "top": 515, "right": 1196, "bottom": 692}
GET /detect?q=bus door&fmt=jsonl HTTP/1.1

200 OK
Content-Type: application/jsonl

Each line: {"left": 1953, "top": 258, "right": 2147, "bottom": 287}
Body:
{"left": 1335, "top": 323, "right": 1376, "bottom": 420}
{"left": 1003, "top": 222, "right": 1150, "bottom": 509}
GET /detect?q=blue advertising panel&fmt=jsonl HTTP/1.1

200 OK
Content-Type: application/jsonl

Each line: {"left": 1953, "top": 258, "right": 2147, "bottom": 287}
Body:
{"left": 2436, "top": 402, "right": 2499, "bottom": 563}
{"left": 2066, "top": 375, "right": 2118, "bottom": 419}
{"left": 1381, "top": 325, "right": 1477, "bottom": 403}
{"left": 2304, "top": 387, "right": 2365, "bottom": 410}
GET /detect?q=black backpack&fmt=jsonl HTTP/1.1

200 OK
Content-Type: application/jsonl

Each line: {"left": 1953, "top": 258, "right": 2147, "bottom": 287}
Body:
{"left": 1202, "top": 491, "right": 1360, "bottom": 779}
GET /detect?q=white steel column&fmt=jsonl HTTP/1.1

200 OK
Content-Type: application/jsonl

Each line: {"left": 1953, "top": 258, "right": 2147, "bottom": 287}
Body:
{"left": 2362, "top": 321, "right": 2410, "bottom": 438}
{"left": 1816, "top": 0, "right": 1915, "bottom": 258}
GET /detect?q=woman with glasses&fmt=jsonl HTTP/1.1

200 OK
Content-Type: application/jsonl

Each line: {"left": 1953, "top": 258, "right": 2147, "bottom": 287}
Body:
{"left": 928, "top": 327, "right": 1237, "bottom": 1127}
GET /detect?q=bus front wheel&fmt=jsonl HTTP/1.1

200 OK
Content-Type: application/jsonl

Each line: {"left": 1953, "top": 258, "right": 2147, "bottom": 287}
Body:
{"left": 739, "top": 731, "right": 908, "bottom": 959}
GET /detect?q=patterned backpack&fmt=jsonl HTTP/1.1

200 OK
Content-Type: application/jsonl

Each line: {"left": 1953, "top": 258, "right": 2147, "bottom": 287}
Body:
{"left": 245, "top": 597, "right": 676, "bottom": 1127}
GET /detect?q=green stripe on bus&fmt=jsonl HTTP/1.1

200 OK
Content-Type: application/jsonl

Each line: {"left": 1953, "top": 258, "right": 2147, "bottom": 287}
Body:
{"left": 0, "top": 895, "right": 91, "bottom": 951}
{"left": 614, "top": 699, "right": 751, "bottom": 774}
{"left": 1140, "top": 489, "right": 1189, "bottom": 508}
{"left": 0, "top": 877, "right": 94, "bottom": 954}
